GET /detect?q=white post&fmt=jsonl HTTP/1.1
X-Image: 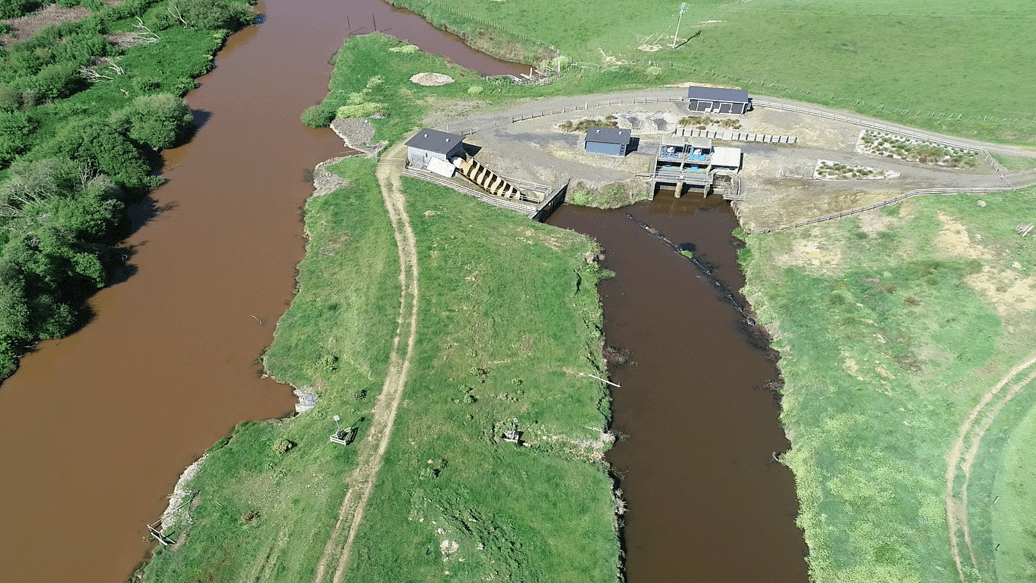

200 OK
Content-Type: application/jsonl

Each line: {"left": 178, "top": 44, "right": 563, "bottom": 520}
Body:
{"left": 672, "top": 3, "right": 687, "bottom": 49}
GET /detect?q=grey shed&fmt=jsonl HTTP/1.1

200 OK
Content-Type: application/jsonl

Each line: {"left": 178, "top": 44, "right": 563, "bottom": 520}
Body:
{"left": 405, "top": 128, "right": 466, "bottom": 168}
{"left": 584, "top": 127, "right": 631, "bottom": 157}
{"left": 686, "top": 86, "right": 751, "bottom": 115}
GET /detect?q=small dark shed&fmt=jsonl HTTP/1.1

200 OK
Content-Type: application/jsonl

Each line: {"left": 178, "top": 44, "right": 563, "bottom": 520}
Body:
{"left": 686, "top": 86, "right": 751, "bottom": 115}
{"left": 584, "top": 127, "right": 631, "bottom": 157}
{"left": 405, "top": 128, "right": 466, "bottom": 168}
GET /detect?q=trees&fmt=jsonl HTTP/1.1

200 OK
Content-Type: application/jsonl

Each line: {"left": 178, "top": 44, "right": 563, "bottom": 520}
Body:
{"left": 160, "top": 0, "right": 255, "bottom": 31}
{"left": 110, "top": 93, "right": 195, "bottom": 150}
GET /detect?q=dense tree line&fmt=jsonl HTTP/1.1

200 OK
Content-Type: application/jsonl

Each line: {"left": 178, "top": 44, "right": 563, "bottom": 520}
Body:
{"left": 0, "top": 0, "right": 255, "bottom": 380}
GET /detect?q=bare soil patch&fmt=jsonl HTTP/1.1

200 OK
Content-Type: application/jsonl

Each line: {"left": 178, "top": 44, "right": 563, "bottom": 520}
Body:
{"left": 0, "top": 1, "right": 119, "bottom": 46}
{"left": 410, "top": 72, "right": 454, "bottom": 86}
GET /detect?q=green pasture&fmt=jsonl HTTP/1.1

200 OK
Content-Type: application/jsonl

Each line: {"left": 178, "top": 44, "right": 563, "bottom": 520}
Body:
{"left": 389, "top": 0, "right": 1036, "bottom": 144}
{"left": 741, "top": 187, "right": 1036, "bottom": 582}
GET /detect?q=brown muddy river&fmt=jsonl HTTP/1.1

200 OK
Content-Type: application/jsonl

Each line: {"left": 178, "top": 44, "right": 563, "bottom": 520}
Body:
{"left": 550, "top": 196, "right": 809, "bottom": 582}
{"left": 0, "top": 2, "right": 522, "bottom": 582}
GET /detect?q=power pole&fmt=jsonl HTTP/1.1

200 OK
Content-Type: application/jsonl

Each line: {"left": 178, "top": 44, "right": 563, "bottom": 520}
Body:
{"left": 672, "top": 3, "right": 687, "bottom": 49}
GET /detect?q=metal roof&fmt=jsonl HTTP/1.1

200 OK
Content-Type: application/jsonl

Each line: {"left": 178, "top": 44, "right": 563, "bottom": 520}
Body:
{"left": 584, "top": 127, "right": 631, "bottom": 145}
{"left": 711, "top": 146, "right": 742, "bottom": 168}
{"left": 405, "top": 128, "right": 465, "bottom": 154}
{"left": 686, "top": 86, "right": 750, "bottom": 103}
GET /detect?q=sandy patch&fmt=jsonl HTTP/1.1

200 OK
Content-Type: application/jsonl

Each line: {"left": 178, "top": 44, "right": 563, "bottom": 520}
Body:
{"left": 935, "top": 211, "right": 991, "bottom": 260}
{"left": 775, "top": 237, "right": 843, "bottom": 272}
{"left": 410, "top": 72, "right": 454, "bottom": 86}
{"left": 638, "top": 44, "right": 662, "bottom": 52}
{"left": 966, "top": 266, "right": 1036, "bottom": 317}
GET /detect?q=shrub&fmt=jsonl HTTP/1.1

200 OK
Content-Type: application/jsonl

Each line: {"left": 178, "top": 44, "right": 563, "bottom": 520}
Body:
{"left": 30, "top": 62, "right": 86, "bottom": 100}
{"left": 300, "top": 105, "right": 334, "bottom": 128}
{"left": 160, "top": 0, "right": 255, "bottom": 31}
{"left": 170, "top": 77, "right": 198, "bottom": 96}
{"left": 336, "top": 102, "right": 383, "bottom": 119}
{"left": 112, "top": 93, "right": 195, "bottom": 149}
{"left": 272, "top": 438, "right": 295, "bottom": 454}
{"left": 0, "top": 84, "right": 18, "bottom": 111}
{"left": 45, "top": 117, "right": 150, "bottom": 189}
{"left": 0, "top": 0, "right": 37, "bottom": 19}
{"left": 467, "top": 85, "right": 483, "bottom": 95}
{"left": 0, "top": 110, "right": 36, "bottom": 167}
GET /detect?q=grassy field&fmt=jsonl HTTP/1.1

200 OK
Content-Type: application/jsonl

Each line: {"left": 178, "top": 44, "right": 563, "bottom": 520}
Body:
{"left": 339, "top": 177, "right": 617, "bottom": 583}
{"left": 741, "top": 187, "right": 1036, "bottom": 582}
{"left": 388, "top": 0, "right": 1036, "bottom": 145}
{"left": 140, "top": 35, "right": 619, "bottom": 582}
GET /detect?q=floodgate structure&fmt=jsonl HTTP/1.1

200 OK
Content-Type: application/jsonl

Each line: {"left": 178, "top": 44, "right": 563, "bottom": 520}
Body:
{"left": 402, "top": 85, "right": 760, "bottom": 219}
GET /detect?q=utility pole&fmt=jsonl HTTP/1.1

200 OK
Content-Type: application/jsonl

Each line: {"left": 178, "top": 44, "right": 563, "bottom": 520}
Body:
{"left": 672, "top": 2, "right": 687, "bottom": 49}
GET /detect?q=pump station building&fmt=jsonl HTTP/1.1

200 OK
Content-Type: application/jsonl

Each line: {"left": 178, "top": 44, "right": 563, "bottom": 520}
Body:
{"left": 584, "top": 127, "right": 632, "bottom": 157}
{"left": 406, "top": 128, "right": 466, "bottom": 171}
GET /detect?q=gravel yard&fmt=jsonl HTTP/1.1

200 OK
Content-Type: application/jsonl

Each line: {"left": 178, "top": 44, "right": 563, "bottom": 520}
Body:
{"left": 442, "top": 89, "right": 1011, "bottom": 230}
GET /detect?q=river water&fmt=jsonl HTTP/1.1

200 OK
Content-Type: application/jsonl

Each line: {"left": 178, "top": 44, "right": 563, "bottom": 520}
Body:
{"left": 0, "top": 2, "right": 522, "bottom": 582}
{"left": 549, "top": 195, "right": 809, "bottom": 582}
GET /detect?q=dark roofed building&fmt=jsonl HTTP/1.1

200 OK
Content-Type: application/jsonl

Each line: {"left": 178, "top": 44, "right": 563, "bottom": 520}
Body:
{"left": 405, "top": 128, "right": 466, "bottom": 168}
{"left": 686, "top": 86, "right": 751, "bottom": 115}
{"left": 584, "top": 127, "right": 631, "bottom": 157}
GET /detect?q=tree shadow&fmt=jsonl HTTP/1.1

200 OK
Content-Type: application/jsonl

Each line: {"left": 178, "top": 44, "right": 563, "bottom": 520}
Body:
{"left": 124, "top": 196, "right": 179, "bottom": 236}
{"left": 192, "top": 109, "right": 213, "bottom": 130}
{"left": 673, "top": 29, "right": 702, "bottom": 50}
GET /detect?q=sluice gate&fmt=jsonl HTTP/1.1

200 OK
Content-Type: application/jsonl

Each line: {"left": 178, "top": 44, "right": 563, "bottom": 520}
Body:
{"left": 455, "top": 158, "right": 542, "bottom": 203}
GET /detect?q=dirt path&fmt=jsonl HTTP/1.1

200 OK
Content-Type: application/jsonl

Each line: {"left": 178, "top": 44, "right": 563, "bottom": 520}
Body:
{"left": 945, "top": 352, "right": 1036, "bottom": 582}
{"left": 312, "top": 141, "right": 419, "bottom": 583}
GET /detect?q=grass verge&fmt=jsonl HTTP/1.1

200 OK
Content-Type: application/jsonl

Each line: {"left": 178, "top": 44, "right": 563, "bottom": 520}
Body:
{"left": 741, "top": 187, "right": 1036, "bottom": 582}
{"left": 137, "top": 156, "right": 400, "bottom": 583}
{"left": 340, "top": 177, "right": 618, "bottom": 583}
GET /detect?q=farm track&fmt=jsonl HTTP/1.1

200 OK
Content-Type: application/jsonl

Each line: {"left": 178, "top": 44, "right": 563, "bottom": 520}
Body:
{"left": 311, "top": 141, "right": 419, "bottom": 583}
{"left": 946, "top": 352, "right": 1036, "bottom": 583}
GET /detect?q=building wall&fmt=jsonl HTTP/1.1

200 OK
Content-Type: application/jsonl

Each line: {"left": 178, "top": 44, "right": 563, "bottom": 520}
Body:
{"left": 689, "top": 100, "right": 747, "bottom": 115}
{"left": 407, "top": 143, "right": 466, "bottom": 168}
{"left": 585, "top": 141, "right": 625, "bottom": 157}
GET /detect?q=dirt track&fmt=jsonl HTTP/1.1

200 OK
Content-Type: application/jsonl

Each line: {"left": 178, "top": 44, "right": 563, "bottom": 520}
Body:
{"left": 312, "top": 141, "right": 419, "bottom": 583}
{"left": 945, "top": 353, "right": 1036, "bottom": 582}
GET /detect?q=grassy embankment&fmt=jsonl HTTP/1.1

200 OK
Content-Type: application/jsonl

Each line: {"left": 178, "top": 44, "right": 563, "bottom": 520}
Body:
{"left": 140, "top": 33, "right": 619, "bottom": 583}
{"left": 741, "top": 189, "right": 1036, "bottom": 582}
{"left": 389, "top": 0, "right": 1036, "bottom": 145}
